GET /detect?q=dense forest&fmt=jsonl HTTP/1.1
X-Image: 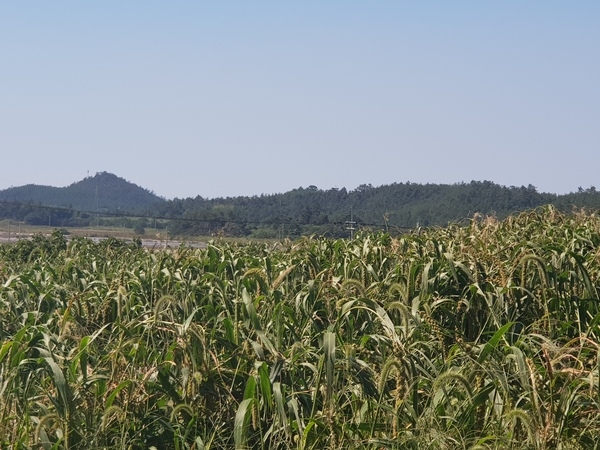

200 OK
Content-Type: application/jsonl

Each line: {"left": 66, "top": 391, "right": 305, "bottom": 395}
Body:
{"left": 1, "top": 173, "right": 599, "bottom": 238}
{"left": 154, "top": 181, "right": 599, "bottom": 238}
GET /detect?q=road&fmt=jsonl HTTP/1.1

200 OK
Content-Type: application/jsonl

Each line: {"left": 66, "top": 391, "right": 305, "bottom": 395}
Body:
{"left": 0, "top": 232, "right": 206, "bottom": 249}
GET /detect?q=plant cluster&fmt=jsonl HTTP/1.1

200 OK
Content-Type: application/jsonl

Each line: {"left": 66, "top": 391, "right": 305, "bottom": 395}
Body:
{"left": 1, "top": 206, "right": 600, "bottom": 449}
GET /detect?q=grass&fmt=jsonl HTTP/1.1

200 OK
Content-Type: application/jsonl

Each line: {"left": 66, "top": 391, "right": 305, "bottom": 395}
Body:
{"left": 1, "top": 206, "right": 600, "bottom": 449}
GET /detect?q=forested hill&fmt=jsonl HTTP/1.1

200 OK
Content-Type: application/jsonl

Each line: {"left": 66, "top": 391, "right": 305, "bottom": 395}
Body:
{"left": 2, "top": 175, "right": 600, "bottom": 237}
{"left": 151, "top": 181, "right": 600, "bottom": 237}
{"left": 0, "top": 172, "right": 164, "bottom": 225}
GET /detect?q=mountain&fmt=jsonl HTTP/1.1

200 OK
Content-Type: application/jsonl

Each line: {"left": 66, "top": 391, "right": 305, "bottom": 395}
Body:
{"left": 0, "top": 172, "right": 164, "bottom": 216}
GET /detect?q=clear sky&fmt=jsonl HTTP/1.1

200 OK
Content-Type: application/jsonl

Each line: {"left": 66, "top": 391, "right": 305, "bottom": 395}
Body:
{"left": 1, "top": 1, "right": 598, "bottom": 199}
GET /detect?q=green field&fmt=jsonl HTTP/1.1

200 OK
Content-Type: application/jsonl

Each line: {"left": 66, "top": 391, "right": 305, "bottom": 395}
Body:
{"left": 1, "top": 206, "right": 600, "bottom": 449}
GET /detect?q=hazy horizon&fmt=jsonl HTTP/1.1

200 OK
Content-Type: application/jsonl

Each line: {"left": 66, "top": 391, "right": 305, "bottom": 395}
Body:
{"left": 0, "top": 170, "right": 586, "bottom": 201}
{"left": 2, "top": 2, "right": 598, "bottom": 199}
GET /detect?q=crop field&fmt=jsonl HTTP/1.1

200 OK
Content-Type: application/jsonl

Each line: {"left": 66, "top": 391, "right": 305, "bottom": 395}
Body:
{"left": 2, "top": 206, "right": 600, "bottom": 449}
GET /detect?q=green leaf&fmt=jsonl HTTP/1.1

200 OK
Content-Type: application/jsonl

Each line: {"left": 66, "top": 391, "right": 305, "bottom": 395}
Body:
{"left": 44, "top": 357, "right": 70, "bottom": 417}
{"left": 0, "top": 341, "right": 12, "bottom": 365}
{"left": 323, "top": 331, "right": 335, "bottom": 409}
{"left": 273, "top": 382, "right": 291, "bottom": 439}
{"left": 243, "top": 374, "right": 257, "bottom": 401}
{"left": 478, "top": 322, "right": 514, "bottom": 364}
{"left": 257, "top": 361, "right": 272, "bottom": 410}
{"left": 234, "top": 398, "right": 255, "bottom": 450}
{"left": 106, "top": 380, "right": 133, "bottom": 408}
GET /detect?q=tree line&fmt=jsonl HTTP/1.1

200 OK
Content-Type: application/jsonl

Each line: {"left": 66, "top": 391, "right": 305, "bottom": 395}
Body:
{"left": 1, "top": 179, "right": 600, "bottom": 238}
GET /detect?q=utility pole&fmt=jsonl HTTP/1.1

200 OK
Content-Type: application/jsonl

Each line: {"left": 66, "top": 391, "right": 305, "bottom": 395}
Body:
{"left": 345, "top": 206, "right": 356, "bottom": 240}
{"left": 96, "top": 177, "right": 100, "bottom": 227}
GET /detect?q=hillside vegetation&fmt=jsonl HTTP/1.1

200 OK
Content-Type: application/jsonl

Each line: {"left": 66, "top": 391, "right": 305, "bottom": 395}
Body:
{"left": 0, "top": 172, "right": 164, "bottom": 225}
{"left": 158, "top": 182, "right": 600, "bottom": 238}
{"left": 2, "top": 174, "right": 600, "bottom": 237}
{"left": 2, "top": 206, "right": 600, "bottom": 448}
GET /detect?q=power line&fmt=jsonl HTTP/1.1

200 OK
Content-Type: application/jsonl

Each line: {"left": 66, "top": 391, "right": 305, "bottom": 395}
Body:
{"left": 345, "top": 206, "right": 356, "bottom": 239}
{"left": 0, "top": 199, "right": 414, "bottom": 231}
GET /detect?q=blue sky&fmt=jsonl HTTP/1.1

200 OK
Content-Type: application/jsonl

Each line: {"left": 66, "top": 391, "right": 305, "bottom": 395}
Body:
{"left": 1, "top": 2, "right": 598, "bottom": 199}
